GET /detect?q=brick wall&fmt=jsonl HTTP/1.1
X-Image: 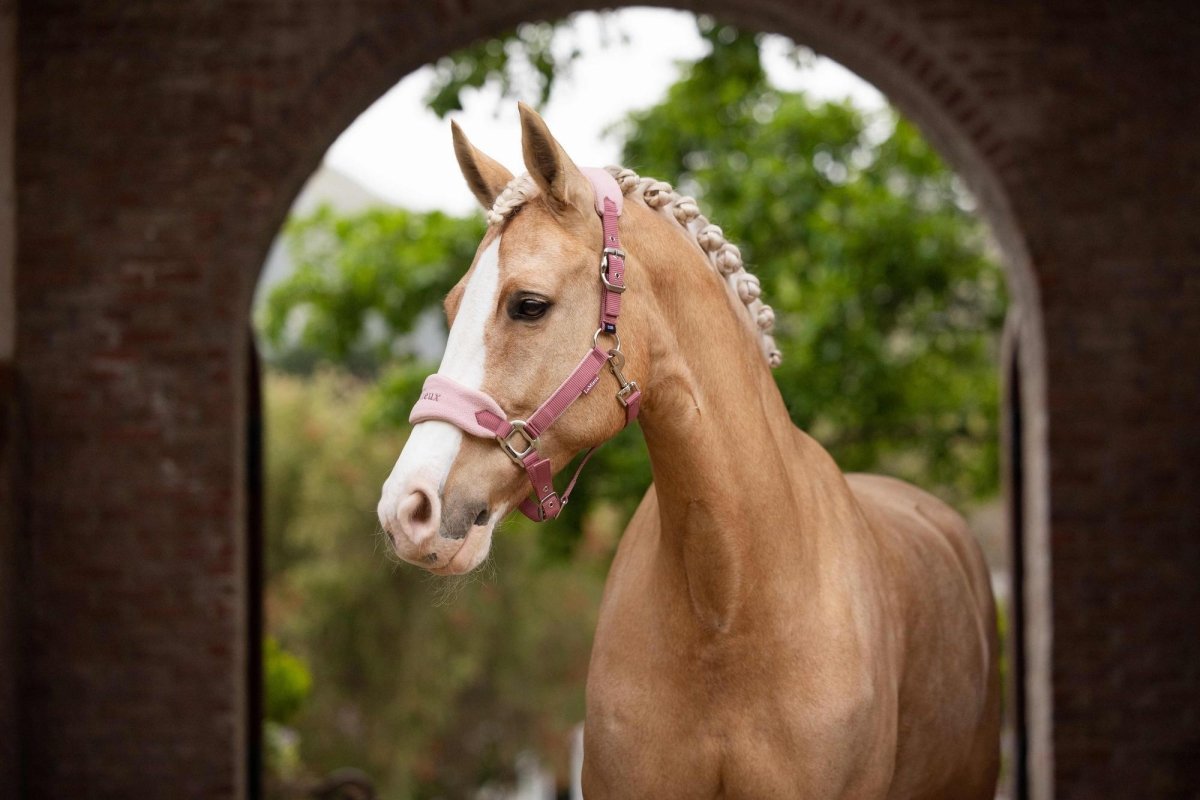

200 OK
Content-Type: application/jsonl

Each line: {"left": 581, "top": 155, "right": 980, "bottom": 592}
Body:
{"left": 1, "top": 0, "right": 18, "bottom": 796}
{"left": 0, "top": 364, "right": 18, "bottom": 800}
{"left": 9, "top": 1, "right": 1200, "bottom": 798}
{"left": 0, "top": 0, "right": 11, "bottom": 364}
{"left": 1002, "top": 8, "right": 1200, "bottom": 794}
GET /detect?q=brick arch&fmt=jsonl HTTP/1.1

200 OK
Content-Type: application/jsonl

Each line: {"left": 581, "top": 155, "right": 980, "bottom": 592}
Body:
{"left": 245, "top": 11, "right": 1052, "bottom": 794}
{"left": 252, "top": 1, "right": 1039, "bottom": 312}
{"left": 10, "top": 2, "right": 1198, "bottom": 799}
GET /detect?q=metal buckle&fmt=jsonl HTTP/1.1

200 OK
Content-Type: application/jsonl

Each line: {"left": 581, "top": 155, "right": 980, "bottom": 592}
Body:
{"left": 615, "top": 381, "right": 640, "bottom": 407}
{"left": 497, "top": 420, "right": 537, "bottom": 465}
{"left": 606, "top": 349, "right": 639, "bottom": 406}
{"left": 600, "top": 248, "right": 627, "bottom": 294}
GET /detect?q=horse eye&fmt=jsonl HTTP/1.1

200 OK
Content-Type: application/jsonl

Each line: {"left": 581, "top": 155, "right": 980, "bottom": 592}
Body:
{"left": 509, "top": 296, "right": 550, "bottom": 321}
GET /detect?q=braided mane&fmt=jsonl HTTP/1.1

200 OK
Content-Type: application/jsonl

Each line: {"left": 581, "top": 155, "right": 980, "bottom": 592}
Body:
{"left": 487, "top": 167, "right": 782, "bottom": 368}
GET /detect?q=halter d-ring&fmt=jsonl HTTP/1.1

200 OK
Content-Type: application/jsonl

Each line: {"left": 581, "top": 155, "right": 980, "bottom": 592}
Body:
{"left": 593, "top": 327, "right": 622, "bottom": 353}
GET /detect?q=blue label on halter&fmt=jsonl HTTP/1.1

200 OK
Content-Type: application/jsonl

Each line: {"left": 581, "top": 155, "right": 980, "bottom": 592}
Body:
{"left": 603, "top": 322, "right": 616, "bottom": 333}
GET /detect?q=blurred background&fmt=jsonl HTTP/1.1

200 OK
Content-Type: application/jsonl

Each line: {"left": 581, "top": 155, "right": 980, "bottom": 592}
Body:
{"left": 254, "top": 10, "right": 1008, "bottom": 798}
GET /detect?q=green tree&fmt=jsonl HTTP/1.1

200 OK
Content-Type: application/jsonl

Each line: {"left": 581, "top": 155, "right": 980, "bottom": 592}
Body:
{"left": 258, "top": 18, "right": 1008, "bottom": 798}
{"left": 263, "top": 637, "right": 313, "bottom": 783}
{"left": 425, "top": 20, "right": 573, "bottom": 118}
{"left": 259, "top": 19, "right": 1003, "bottom": 549}
{"left": 423, "top": 14, "right": 631, "bottom": 119}
{"left": 618, "top": 19, "right": 1005, "bottom": 497}
{"left": 263, "top": 371, "right": 606, "bottom": 798}
{"left": 259, "top": 206, "right": 484, "bottom": 376}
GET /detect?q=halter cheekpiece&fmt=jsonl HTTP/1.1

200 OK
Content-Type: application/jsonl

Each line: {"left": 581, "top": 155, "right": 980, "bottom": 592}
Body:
{"left": 408, "top": 168, "right": 642, "bottom": 521}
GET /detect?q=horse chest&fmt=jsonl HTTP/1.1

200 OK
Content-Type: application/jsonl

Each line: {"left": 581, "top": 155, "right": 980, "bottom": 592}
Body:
{"left": 584, "top": 517, "right": 898, "bottom": 797}
{"left": 586, "top": 598, "right": 892, "bottom": 797}
{"left": 583, "top": 656, "right": 892, "bottom": 800}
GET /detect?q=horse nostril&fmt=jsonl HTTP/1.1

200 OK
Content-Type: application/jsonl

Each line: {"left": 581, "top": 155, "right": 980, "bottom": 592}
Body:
{"left": 395, "top": 484, "right": 440, "bottom": 547}
{"left": 412, "top": 491, "right": 432, "bottom": 525}
{"left": 439, "top": 500, "right": 490, "bottom": 541}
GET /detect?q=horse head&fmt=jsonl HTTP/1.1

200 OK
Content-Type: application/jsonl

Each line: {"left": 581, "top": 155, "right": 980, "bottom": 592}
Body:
{"left": 377, "top": 105, "right": 650, "bottom": 574}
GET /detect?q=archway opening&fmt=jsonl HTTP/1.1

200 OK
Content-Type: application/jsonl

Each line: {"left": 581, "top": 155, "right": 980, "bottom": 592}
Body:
{"left": 250, "top": 9, "right": 1029, "bottom": 798}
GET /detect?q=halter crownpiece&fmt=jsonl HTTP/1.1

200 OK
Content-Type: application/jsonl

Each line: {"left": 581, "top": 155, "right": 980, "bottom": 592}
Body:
{"left": 408, "top": 168, "right": 641, "bottom": 522}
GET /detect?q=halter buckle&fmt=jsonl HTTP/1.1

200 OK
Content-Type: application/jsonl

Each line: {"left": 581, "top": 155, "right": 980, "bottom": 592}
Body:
{"left": 616, "top": 381, "right": 641, "bottom": 407}
{"left": 607, "top": 350, "right": 639, "bottom": 406}
{"left": 600, "top": 248, "right": 627, "bottom": 294}
{"left": 535, "top": 492, "right": 560, "bottom": 521}
{"left": 498, "top": 420, "right": 538, "bottom": 465}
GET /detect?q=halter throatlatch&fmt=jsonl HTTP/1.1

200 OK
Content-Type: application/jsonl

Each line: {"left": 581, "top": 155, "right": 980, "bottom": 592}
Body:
{"left": 408, "top": 168, "right": 641, "bottom": 521}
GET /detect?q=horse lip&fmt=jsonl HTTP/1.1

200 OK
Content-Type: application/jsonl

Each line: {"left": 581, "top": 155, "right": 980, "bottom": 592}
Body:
{"left": 430, "top": 527, "right": 489, "bottom": 575}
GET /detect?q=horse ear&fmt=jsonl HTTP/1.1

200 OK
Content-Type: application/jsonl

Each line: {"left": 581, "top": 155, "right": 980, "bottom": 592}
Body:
{"left": 451, "top": 120, "right": 514, "bottom": 210}
{"left": 517, "top": 102, "right": 591, "bottom": 214}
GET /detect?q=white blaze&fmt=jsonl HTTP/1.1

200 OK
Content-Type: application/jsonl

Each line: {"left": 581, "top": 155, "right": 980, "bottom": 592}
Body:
{"left": 378, "top": 238, "right": 501, "bottom": 524}
{"left": 435, "top": 237, "right": 501, "bottom": 388}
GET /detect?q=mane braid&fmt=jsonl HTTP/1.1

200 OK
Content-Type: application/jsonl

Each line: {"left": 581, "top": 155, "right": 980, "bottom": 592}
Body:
{"left": 487, "top": 166, "right": 783, "bottom": 368}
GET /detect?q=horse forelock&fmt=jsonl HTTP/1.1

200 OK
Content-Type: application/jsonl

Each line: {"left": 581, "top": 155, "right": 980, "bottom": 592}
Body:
{"left": 486, "top": 167, "right": 782, "bottom": 368}
{"left": 486, "top": 173, "right": 538, "bottom": 227}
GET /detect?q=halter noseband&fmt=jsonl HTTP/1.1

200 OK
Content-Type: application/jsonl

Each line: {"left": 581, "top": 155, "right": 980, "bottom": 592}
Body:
{"left": 407, "top": 168, "right": 641, "bottom": 522}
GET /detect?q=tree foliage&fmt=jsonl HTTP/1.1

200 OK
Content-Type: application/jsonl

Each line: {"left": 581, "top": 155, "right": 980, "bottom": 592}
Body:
{"left": 618, "top": 20, "right": 1005, "bottom": 495}
{"left": 264, "top": 372, "right": 605, "bottom": 798}
{"left": 258, "top": 20, "right": 1007, "bottom": 796}
{"left": 261, "top": 20, "right": 1004, "bottom": 513}
{"left": 260, "top": 207, "right": 484, "bottom": 376}
{"left": 425, "top": 19, "right": 584, "bottom": 118}
{"left": 265, "top": 636, "right": 313, "bottom": 726}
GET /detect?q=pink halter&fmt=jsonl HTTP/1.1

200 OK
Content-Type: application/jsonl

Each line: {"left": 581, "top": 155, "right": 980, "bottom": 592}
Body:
{"left": 408, "top": 168, "right": 642, "bottom": 521}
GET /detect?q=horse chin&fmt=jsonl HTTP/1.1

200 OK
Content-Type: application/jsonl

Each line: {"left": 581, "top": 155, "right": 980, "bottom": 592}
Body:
{"left": 428, "top": 521, "right": 496, "bottom": 576}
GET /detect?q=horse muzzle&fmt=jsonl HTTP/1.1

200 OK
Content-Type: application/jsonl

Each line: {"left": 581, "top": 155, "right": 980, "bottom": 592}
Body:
{"left": 378, "top": 476, "right": 495, "bottom": 574}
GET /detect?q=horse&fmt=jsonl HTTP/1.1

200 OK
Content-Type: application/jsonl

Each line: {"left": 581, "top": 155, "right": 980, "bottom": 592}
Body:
{"left": 377, "top": 103, "right": 1001, "bottom": 799}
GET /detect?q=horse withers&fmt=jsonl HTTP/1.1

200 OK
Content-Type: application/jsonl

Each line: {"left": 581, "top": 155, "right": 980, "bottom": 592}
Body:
{"left": 377, "top": 104, "right": 1001, "bottom": 799}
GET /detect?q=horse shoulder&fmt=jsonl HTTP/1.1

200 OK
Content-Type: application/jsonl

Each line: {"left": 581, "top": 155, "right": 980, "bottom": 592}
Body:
{"left": 585, "top": 483, "right": 728, "bottom": 797}
{"left": 844, "top": 472, "right": 993, "bottom": 632}
{"left": 844, "top": 472, "right": 1001, "bottom": 798}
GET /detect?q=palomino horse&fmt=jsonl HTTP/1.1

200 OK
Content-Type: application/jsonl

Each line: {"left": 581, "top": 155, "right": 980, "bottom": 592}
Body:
{"left": 378, "top": 104, "right": 1000, "bottom": 799}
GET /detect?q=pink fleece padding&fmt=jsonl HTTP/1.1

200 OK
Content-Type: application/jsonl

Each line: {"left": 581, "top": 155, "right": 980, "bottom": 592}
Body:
{"left": 409, "top": 374, "right": 508, "bottom": 439}
{"left": 581, "top": 167, "right": 622, "bottom": 216}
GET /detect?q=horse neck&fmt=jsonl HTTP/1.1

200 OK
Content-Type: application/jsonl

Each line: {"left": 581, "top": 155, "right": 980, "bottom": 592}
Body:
{"left": 628, "top": 211, "right": 834, "bottom": 630}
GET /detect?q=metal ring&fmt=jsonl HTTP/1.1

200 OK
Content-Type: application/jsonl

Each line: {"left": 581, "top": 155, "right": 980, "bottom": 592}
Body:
{"left": 593, "top": 328, "right": 621, "bottom": 352}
